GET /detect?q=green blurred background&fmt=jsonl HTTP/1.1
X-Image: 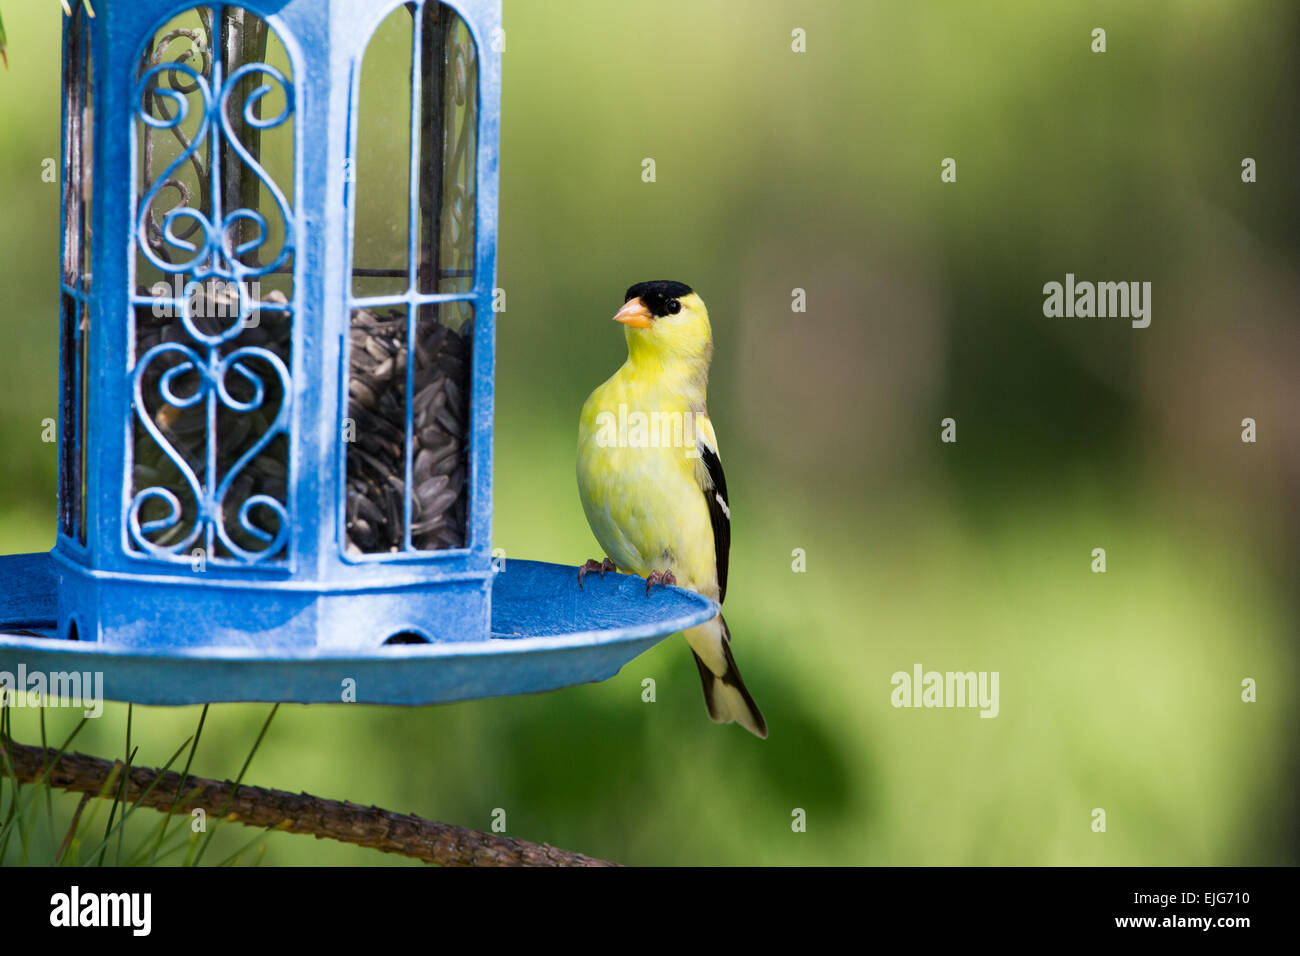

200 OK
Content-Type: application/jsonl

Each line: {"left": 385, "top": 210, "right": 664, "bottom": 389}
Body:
{"left": 2, "top": 0, "right": 1298, "bottom": 865}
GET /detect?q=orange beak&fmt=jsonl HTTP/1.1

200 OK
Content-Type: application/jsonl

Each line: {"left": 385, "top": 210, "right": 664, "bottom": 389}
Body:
{"left": 612, "top": 298, "right": 654, "bottom": 329}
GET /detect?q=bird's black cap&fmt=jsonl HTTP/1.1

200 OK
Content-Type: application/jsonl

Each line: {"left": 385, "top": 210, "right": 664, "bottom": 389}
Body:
{"left": 624, "top": 280, "right": 693, "bottom": 318}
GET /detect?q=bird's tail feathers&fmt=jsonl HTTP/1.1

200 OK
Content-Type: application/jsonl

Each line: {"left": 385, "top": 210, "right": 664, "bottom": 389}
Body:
{"left": 690, "top": 615, "right": 767, "bottom": 739}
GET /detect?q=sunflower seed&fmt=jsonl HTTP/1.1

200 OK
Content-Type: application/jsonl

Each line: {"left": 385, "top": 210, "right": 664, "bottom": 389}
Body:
{"left": 339, "top": 306, "right": 473, "bottom": 552}
{"left": 414, "top": 473, "right": 449, "bottom": 507}
{"left": 349, "top": 378, "right": 378, "bottom": 406}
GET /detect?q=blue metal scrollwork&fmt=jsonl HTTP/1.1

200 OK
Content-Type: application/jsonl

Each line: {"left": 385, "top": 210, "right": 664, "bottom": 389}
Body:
{"left": 129, "top": 17, "right": 294, "bottom": 566}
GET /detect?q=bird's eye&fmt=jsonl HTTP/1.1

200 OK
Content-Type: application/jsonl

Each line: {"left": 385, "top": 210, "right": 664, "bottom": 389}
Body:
{"left": 665, "top": 299, "right": 682, "bottom": 315}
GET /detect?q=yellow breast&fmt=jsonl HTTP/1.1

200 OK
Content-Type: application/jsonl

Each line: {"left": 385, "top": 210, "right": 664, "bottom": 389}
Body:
{"left": 577, "top": 370, "right": 717, "bottom": 595}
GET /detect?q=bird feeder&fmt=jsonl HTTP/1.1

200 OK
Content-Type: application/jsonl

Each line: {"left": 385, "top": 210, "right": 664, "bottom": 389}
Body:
{"left": 0, "top": 0, "right": 715, "bottom": 706}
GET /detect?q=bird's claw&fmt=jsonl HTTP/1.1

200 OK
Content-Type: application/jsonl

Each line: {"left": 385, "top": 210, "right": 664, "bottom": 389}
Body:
{"left": 578, "top": 557, "right": 617, "bottom": 590}
{"left": 644, "top": 569, "right": 676, "bottom": 595}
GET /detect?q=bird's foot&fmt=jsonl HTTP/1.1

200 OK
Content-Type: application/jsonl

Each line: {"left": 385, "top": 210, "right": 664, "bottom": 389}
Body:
{"left": 644, "top": 569, "right": 677, "bottom": 596}
{"left": 578, "top": 557, "right": 617, "bottom": 590}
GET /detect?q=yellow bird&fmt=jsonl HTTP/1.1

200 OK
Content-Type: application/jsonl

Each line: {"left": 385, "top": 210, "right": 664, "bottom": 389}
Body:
{"left": 577, "top": 281, "right": 767, "bottom": 738}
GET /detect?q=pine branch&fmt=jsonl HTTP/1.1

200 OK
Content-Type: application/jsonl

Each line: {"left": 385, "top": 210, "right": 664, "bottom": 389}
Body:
{"left": 0, "top": 738, "right": 618, "bottom": 867}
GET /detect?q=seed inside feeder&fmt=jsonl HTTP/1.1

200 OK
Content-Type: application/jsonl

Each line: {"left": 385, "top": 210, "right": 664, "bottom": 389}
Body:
{"left": 131, "top": 287, "right": 471, "bottom": 557}
{"left": 345, "top": 305, "right": 471, "bottom": 554}
{"left": 131, "top": 283, "right": 293, "bottom": 558}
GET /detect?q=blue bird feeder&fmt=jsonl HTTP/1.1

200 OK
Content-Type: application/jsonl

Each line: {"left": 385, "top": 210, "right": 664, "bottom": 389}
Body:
{"left": 0, "top": 0, "right": 715, "bottom": 706}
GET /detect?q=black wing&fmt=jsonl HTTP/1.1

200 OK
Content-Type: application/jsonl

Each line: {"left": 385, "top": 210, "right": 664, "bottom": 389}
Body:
{"left": 699, "top": 443, "right": 731, "bottom": 603}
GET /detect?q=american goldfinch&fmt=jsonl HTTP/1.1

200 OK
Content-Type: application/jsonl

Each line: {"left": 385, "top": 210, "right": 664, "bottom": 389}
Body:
{"left": 576, "top": 281, "right": 767, "bottom": 738}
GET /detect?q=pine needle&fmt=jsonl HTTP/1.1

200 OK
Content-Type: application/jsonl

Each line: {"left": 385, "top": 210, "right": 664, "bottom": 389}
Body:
{"left": 191, "top": 704, "right": 279, "bottom": 866}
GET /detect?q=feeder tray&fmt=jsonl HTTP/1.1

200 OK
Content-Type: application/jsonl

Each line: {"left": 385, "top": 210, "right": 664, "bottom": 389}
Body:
{"left": 0, "top": 1, "right": 713, "bottom": 708}
{"left": 0, "top": 553, "right": 716, "bottom": 706}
